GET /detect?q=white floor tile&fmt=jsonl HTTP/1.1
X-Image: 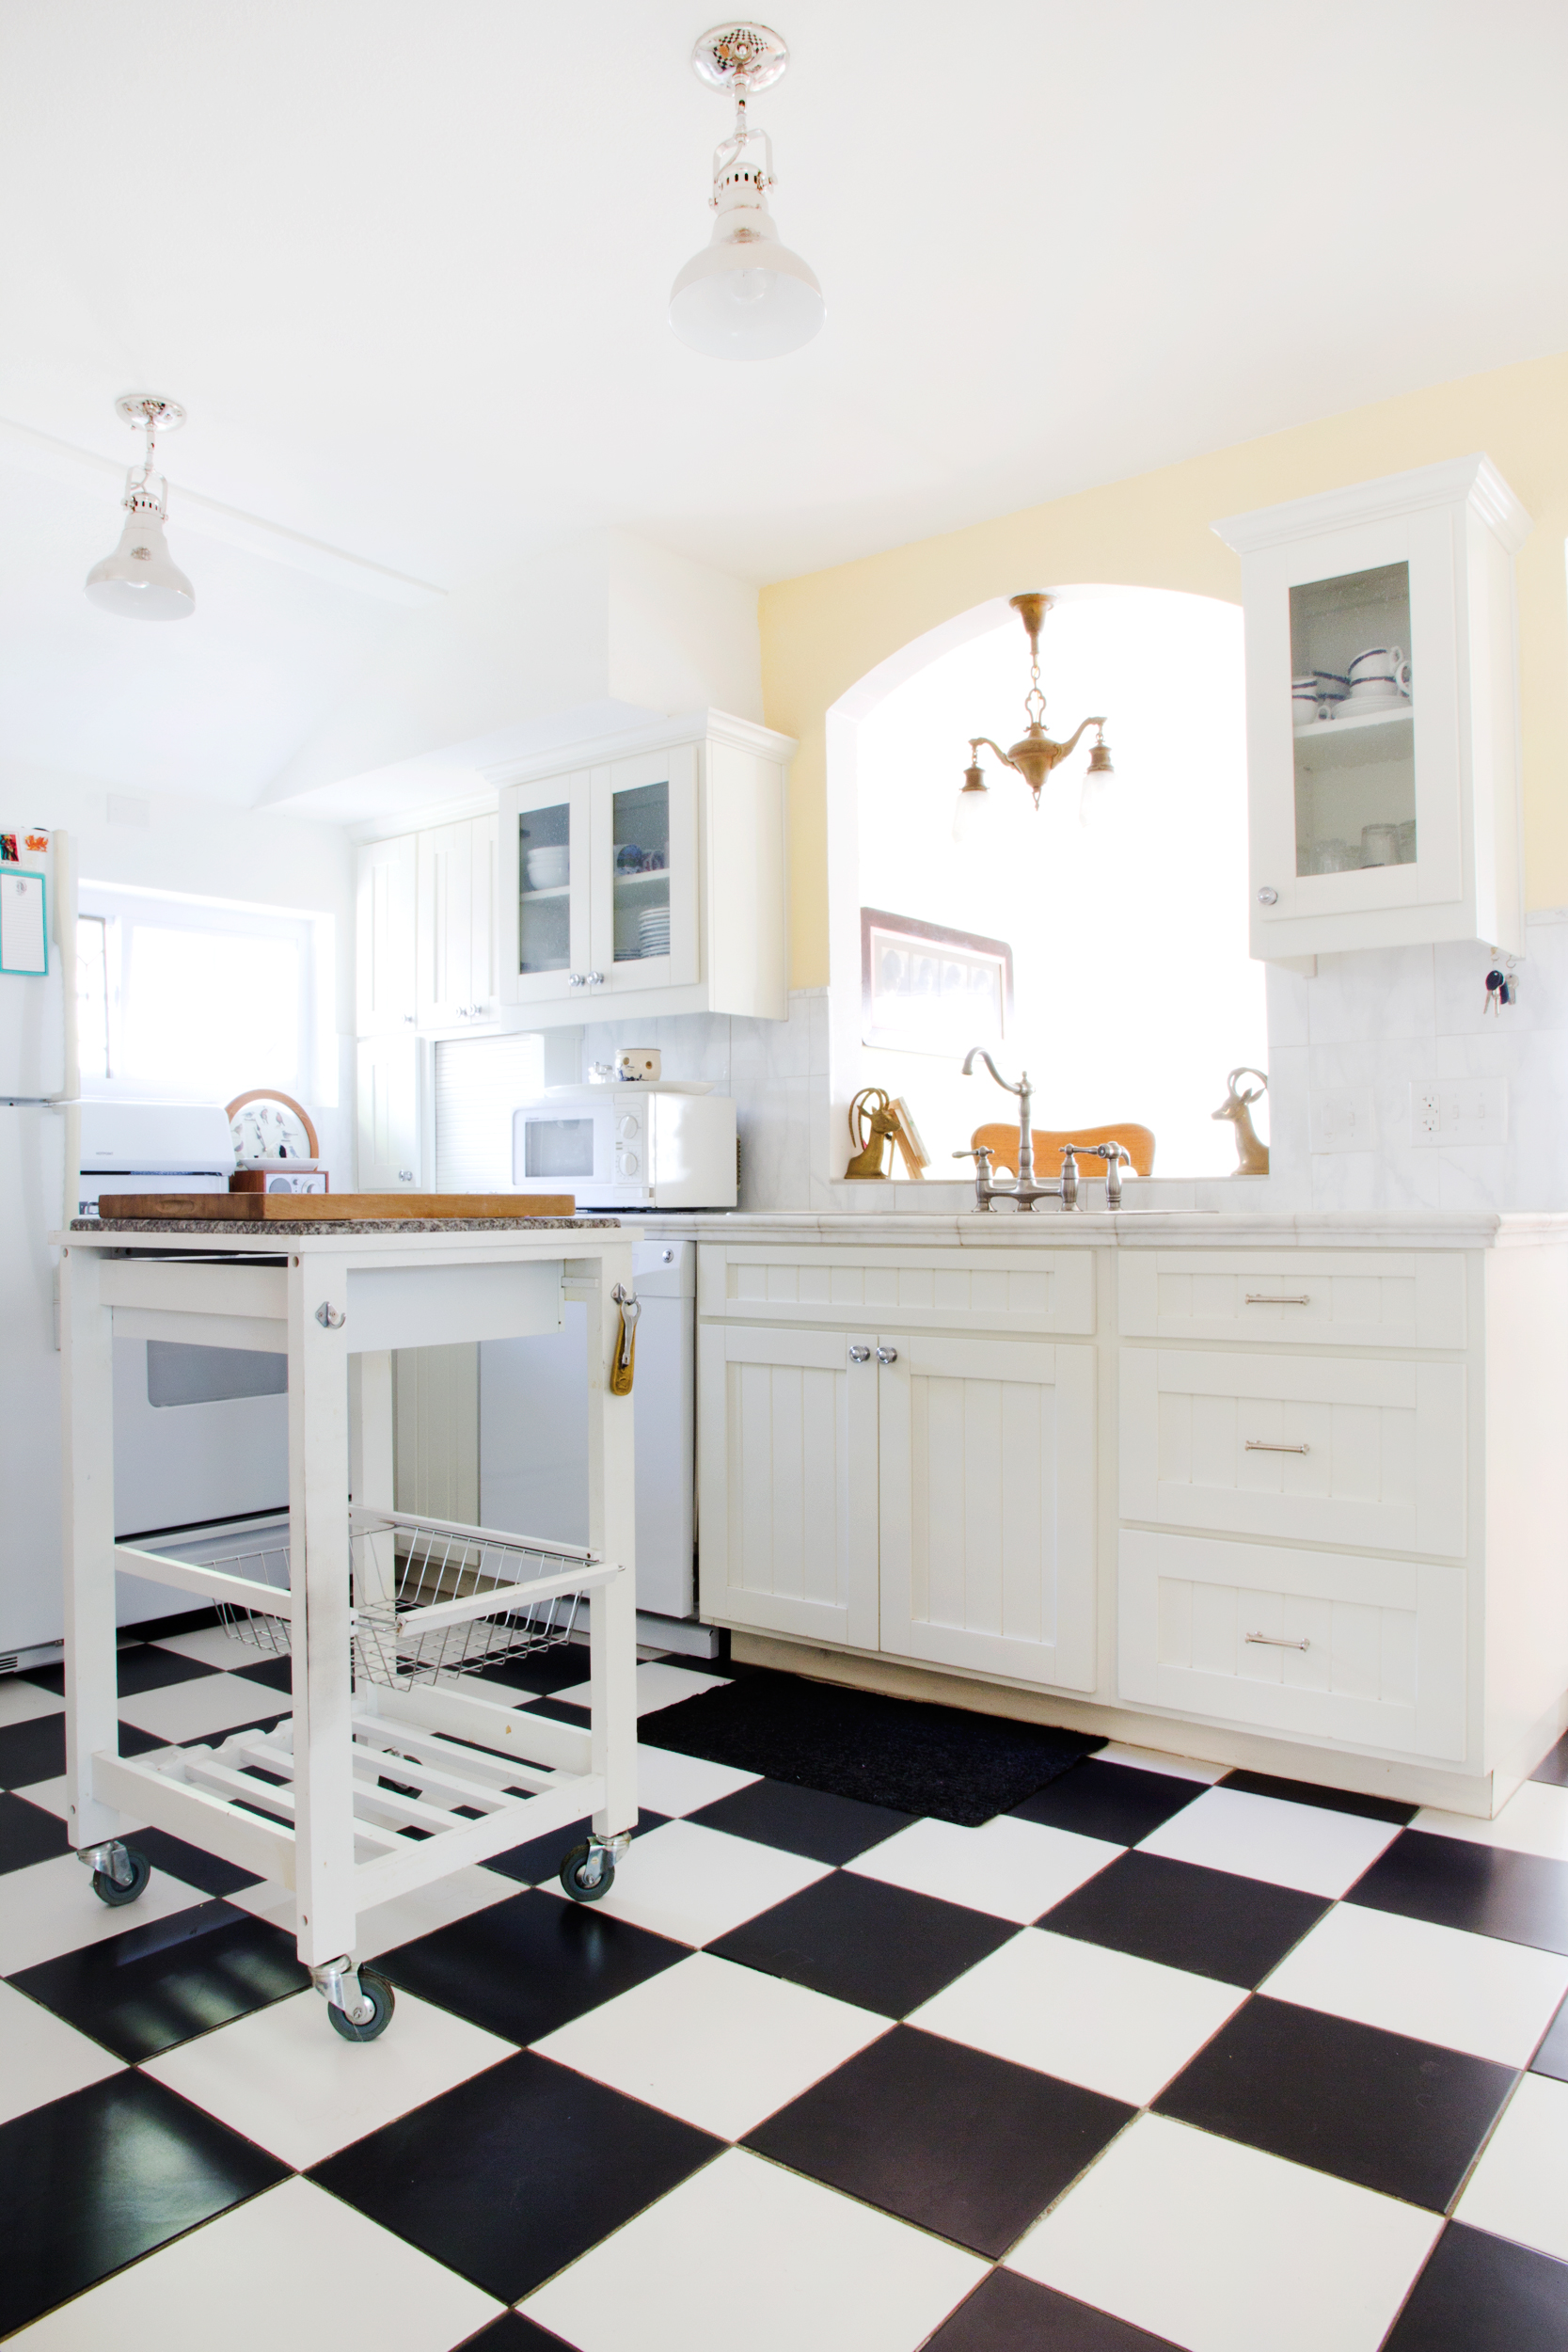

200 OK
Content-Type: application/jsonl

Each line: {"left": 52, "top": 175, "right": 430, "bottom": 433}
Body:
{"left": 1262, "top": 1900, "right": 1568, "bottom": 2065}
{"left": 1135, "top": 1786, "right": 1402, "bottom": 1898}
{"left": 1414, "top": 1778, "right": 1568, "bottom": 1863}
{"left": 1008, "top": 2113, "right": 1441, "bottom": 2352}
{"left": 846, "top": 1814, "right": 1119, "bottom": 1924}
{"left": 546, "top": 1818, "right": 829, "bottom": 1946}
{"left": 911, "top": 1926, "right": 1246, "bottom": 2106}
{"left": 0, "top": 1851, "right": 206, "bottom": 1975}
{"left": 230, "top": 1861, "right": 517, "bottom": 1957}
{"left": 536, "top": 1950, "right": 888, "bottom": 2139}
{"left": 0, "top": 1679, "right": 64, "bottom": 1728}
{"left": 1455, "top": 2072, "right": 1568, "bottom": 2263}
{"left": 6, "top": 2175, "right": 499, "bottom": 2351}
{"left": 633, "top": 1743, "right": 760, "bottom": 1818}
{"left": 144, "top": 1985, "right": 515, "bottom": 2168}
{"left": 0, "top": 1979, "right": 123, "bottom": 2125}
{"left": 116, "top": 1677, "right": 290, "bottom": 1742}
{"left": 550, "top": 1661, "right": 732, "bottom": 1716}
{"left": 1094, "top": 1741, "right": 1226, "bottom": 1784}
{"left": 521, "top": 2145, "right": 986, "bottom": 2352}
{"left": 150, "top": 1625, "right": 272, "bottom": 1672}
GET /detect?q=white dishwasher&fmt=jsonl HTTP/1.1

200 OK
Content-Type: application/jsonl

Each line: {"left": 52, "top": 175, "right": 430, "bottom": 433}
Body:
{"left": 479, "top": 1232, "right": 704, "bottom": 1643}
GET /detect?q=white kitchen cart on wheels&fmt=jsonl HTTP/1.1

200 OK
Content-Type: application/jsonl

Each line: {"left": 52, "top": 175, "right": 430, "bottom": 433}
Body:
{"left": 58, "top": 1215, "right": 639, "bottom": 2041}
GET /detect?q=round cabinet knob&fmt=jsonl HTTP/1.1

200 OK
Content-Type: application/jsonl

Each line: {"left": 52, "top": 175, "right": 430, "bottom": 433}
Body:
{"left": 567, "top": 973, "right": 584, "bottom": 988}
{"left": 848, "top": 1344, "right": 872, "bottom": 1363}
{"left": 1258, "top": 886, "right": 1279, "bottom": 906}
{"left": 876, "top": 1345, "right": 898, "bottom": 1364}
{"left": 661, "top": 1248, "right": 674, "bottom": 1263}
{"left": 586, "top": 970, "right": 605, "bottom": 987}
{"left": 616, "top": 1115, "right": 641, "bottom": 1140}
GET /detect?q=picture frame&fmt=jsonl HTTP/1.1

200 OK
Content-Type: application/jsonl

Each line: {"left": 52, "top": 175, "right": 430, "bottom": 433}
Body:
{"left": 0, "top": 867, "right": 48, "bottom": 976}
{"left": 860, "top": 907, "right": 1012, "bottom": 1054}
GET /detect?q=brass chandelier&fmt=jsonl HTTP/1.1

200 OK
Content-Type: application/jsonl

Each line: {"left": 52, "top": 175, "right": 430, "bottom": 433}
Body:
{"left": 956, "top": 593, "right": 1112, "bottom": 835}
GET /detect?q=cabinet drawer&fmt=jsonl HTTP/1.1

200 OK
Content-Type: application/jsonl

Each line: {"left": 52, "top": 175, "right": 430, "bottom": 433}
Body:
{"left": 1118, "top": 1529, "right": 1465, "bottom": 1760}
{"left": 1118, "top": 1250, "right": 1465, "bottom": 1350}
{"left": 1120, "top": 1347, "right": 1466, "bottom": 1556}
{"left": 699, "top": 1245, "right": 1095, "bottom": 1335}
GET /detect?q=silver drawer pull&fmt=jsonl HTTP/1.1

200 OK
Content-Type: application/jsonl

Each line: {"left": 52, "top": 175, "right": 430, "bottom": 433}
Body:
{"left": 1245, "top": 1294, "right": 1311, "bottom": 1306}
{"left": 1245, "top": 1438, "right": 1310, "bottom": 1454}
{"left": 1245, "top": 1630, "right": 1310, "bottom": 1650}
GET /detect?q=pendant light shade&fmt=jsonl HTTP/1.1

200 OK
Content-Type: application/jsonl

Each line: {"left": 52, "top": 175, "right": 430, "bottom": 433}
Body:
{"left": 85, "top": 394, "right": 195, "bottom": 622}
{"left": 670, "top": 23, "right": 823, "bottom": 361}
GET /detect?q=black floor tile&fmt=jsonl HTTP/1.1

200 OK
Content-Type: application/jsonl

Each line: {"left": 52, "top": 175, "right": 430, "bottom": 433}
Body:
{"left": 474, "top": 1646, "right": 593, "bottom": 1697}
{"left": 460, "top": 2318, "right": 576, "bottom": 2350}
{"left": 1530, "top": 1990, "right": 1568, "bottom": 2083}
{"left": 523, "top": 1694, "right": 590, "bottom": 1725}
{"left": 0, "top": 1789, "right": 71, "bottom": 1872}
{"left": 745, "top": 2026, "right": 1132, "bottom": 2257}
{"left": 1530, "top": 1732, "right": 1568, "bottom": 1788}
{"left": 9, "top": 1899, "right": 309, "bottom": 2060}
{"left": 1216, "top": 1767, "right": 1418, "bottom": 1825}
{"left": 483, "top": 1808, "right": 667, "bottom": 1886}
{"left": 1039, "top": 1849, "right": 1327, "bottom": 1986}
{"left": 229, "top": 1652, "right": 293, "bottom": 1694}
{"left": 688, "top": 1776, "right": 913, "bottom": 1864}
{"left": 1382, "top": 2221, "right": 1568, "bottom": 2349}
{"left": 1010, "top": 1760, "right": 1203, "bottom": 1846}
{"left": 1348, "top": 1830, "right": 1568, "bottom": 1953}
{"left": 19, "top": 1645, "right": 221, "bottom": 1700}
{"left": 1154, "top": 1995, "right": 1514, "bottom": 2210}
{"left": 131, "top": 1825, "right": 263, "bottom": 1899}
{"left": 309, "top": 2050, "right": 720, "bottom": 2303}
{"left": 0, "top": 2070, "right": 287, "bottom": 2335}
{"left": 375, "top": 1886, "right": 688, "bottom": 2042}
{"left": 710, "top": 1871, "right": 1019, "bottom": 2017}
{"left": 926, "top": 2266, "right": 1186, "bottom": 2351}
{"left": 0, "top": 1713, "right": 166, "bottom": 1788}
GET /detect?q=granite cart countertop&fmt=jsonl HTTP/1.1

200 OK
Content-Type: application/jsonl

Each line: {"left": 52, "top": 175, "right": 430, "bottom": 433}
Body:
{"left": 68, "top": 1216, "right": 617, "bottom": 1236}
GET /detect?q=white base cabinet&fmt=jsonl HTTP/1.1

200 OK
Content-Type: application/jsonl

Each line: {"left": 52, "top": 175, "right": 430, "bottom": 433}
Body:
{"left": 695, "top": 1220, "right": 1568, "bottom": 1808}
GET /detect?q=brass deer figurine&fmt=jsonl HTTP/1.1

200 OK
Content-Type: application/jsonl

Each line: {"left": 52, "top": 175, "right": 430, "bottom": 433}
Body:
{"left": 1213, "top": 1067, "right": 1270, "bottom": 1175}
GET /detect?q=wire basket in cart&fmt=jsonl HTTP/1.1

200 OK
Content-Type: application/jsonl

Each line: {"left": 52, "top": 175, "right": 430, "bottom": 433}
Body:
{"left": 201, "top": 1510, "right": 597, "bottom": 1692}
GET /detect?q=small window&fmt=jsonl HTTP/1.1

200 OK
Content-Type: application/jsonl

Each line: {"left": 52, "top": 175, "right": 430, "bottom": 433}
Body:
{"left": 76, "top": 914, "right": 112, "bottom": 1080}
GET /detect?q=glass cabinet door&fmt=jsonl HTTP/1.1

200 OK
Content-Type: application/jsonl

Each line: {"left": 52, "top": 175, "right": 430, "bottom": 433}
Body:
{"left": 1290, "top": 562, "right": 1416, "bottom": 880}
{"left": 588, "top": 743, "right": 699, "bottom": 994}
{"left": 499, "top": 772, "right": 591, "bottom": 1004}
{"left": 610, "top": 778, "right": 672, "bottom": 970}
{"left": 517, "top": 798, "right": 574, "bottom": 975}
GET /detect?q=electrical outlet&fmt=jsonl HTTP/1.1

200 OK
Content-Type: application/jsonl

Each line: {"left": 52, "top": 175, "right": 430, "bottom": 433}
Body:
{"left": 1410, "top": 1078, "right": 1509, "bottom": 1147}
{"left": 1308, "top": 1089, "right": 1377, "bottom": 1152}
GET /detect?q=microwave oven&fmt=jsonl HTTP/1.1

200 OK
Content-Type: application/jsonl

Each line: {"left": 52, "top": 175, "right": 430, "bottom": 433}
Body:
{"left": 511, "top": 1084, "right": 736, "bottom": 1209}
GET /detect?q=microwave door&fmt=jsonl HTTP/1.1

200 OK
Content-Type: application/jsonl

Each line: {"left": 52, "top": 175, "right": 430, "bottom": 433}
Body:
{"left": 515, "top": 1112, "right": 599, "bottom": 1187}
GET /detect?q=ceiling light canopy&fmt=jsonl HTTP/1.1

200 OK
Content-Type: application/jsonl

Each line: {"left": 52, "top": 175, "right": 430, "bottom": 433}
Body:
{"left": 670, "top": 22, "right": 824, "bottom": 361}
{"left": 85, "top": 393, "right": 195, "bottom": 621}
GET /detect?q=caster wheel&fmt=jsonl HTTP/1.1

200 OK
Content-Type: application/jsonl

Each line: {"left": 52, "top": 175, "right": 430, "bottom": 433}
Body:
{"left": 90, "top": 1848, "right": 151, "bottom": 1907}
{"left": 326, "top": 1968, "right": 395, "bottom": 2042}
{"left": 560, "top": 1840, "right": 615, "bottom": 1903}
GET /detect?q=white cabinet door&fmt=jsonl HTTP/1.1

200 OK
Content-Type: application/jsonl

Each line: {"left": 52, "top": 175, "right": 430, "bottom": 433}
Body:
{"left": 1119, "top": 1347, "right": 1467, "bottom": 1556}
{"left": 469, "top": 811, "right": 498, "bottom": 1019}
{"left": 356, "top": 835, "right": 417, "bottom": 1036}
{"left": 498, "top": 773, "right": 592, "bottom": 1007}
{"left": 698, "top": 1322, "right": 879, "bottom": 1647}
{"left": 356, "top": 1034, "right": 419, "bottom": 1190}
{"left": 589, "top": 744, "right": 700, "bottom": 999}
{"left": 1118, "top": 1528, "right": 1466, "bottom": 1760}
{"left": 878, "top": 1332, "right": 1097, "bottom": 1691}
{"left": 417, "top": 822, "right": 474, "bottom": 1030}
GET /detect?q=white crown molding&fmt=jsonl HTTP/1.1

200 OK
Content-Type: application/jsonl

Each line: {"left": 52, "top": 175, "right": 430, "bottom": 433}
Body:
{"left": 482, "top": 707, "right": 797, "bottom": 787}
{"left": 1212, "top": 453, "right": 1533, "bottom": 559}
{"left": 0, "top": 413, "right": 446, "bottom": 608}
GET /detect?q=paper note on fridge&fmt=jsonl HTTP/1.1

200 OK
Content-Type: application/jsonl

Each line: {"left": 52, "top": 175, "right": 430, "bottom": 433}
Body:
{"left": 0, "top": 869, "right": 47, "bottom": 974}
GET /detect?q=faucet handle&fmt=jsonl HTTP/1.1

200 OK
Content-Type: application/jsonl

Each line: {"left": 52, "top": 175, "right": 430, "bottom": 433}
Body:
{"left": 952, "top": 1146, "right": 994, "bottom": 1169}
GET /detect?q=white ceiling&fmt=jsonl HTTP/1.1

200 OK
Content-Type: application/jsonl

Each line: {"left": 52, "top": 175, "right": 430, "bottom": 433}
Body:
{"left": 3, "top": 0, "right": 1566, "bottom": 805}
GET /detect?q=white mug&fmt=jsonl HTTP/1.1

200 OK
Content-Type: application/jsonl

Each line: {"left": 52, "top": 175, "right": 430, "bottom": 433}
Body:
{"left": 615, "top": 1047, "right": 661, "bottom": 1082}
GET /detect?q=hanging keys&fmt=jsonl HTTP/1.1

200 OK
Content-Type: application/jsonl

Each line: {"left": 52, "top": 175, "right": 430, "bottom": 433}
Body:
{"left": 1483, "top": 966, "right": 1517, "bottom": 1015}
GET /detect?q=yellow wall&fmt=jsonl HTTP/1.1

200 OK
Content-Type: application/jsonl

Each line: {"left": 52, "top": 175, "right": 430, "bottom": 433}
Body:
{"left": 761, "top": 350, "right": 1568, "bottom": 989}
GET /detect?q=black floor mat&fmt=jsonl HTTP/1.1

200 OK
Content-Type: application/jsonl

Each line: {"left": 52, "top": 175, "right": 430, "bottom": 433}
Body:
{"left": 644, "top": 1666, "right": 1102, "bottom": 1827}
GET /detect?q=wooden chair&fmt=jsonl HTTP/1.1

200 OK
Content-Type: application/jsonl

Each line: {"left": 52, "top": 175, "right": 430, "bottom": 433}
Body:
{"left": 972, "top": 1120, "right": 1156, "bottom": 1177}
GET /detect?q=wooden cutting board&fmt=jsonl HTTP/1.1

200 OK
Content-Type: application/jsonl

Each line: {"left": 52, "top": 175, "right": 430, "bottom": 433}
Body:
{"left": 97, "top": 1192, "right": 577, "bottom": 1222}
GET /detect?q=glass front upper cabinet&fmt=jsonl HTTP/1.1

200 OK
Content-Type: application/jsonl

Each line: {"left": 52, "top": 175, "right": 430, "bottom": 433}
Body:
{"left": 1215, "top": 456, "right": 1529, "bottom": 961}
{"left": 516, "top": 798, "right": 573, "bottom": 976}
{"left": 610, "top": 778, "right": 671, "bottom": 967}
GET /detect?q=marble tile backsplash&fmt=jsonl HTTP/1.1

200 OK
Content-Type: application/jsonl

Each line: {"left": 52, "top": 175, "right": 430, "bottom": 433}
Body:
{"left": 1265, "top": 914, "right": 1567, "bottom": 1212}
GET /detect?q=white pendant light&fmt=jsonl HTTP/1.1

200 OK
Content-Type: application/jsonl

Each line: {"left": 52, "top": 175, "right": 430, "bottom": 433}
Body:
{"left": 670, "top": 23, "right": 824, "bottom": 361}
{"left": 85, "top": 393, "right": 195, "bottom": 621}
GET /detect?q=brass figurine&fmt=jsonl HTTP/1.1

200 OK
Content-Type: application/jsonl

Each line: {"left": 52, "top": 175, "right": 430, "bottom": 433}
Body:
{"left": 1213, "top": 1067, "right": 1270, "bottom": 1175}
{"left": 846, "top": 1087, "right": 900, "bottom": 1179}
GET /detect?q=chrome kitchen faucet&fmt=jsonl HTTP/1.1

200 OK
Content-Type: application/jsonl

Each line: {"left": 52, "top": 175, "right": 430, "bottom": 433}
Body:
{"left": 954, "top": 1047, "right": 1126, "bottom": 1212}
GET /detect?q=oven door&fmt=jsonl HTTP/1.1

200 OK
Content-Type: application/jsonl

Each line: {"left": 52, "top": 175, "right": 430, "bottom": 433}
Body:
{"left": 512, "top": 1100, "right": 611, "bottom": 1196}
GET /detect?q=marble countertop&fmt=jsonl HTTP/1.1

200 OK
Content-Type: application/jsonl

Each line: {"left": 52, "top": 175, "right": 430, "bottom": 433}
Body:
{"left": 626, "top": 1207, "right": 1568, "bottom": 1251}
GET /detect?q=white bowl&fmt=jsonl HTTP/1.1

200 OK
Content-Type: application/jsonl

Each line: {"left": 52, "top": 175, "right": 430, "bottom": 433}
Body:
{"left": 526, "top": 847, "right": 570, "bottom": 890}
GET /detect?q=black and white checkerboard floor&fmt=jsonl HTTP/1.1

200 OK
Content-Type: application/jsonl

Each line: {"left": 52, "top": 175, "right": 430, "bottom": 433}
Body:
{"left": 6, "top": 1631, "right": 1568, "bottom": 2350}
